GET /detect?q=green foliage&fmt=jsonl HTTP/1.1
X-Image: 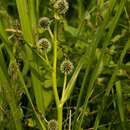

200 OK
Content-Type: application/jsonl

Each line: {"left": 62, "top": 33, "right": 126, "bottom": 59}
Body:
{"left": 0, "top": 0, "right": 130, "bottom": 130}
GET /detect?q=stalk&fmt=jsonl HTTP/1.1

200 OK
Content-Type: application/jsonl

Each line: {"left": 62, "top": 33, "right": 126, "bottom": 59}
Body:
{"left": 62, "top": 73, "right": 67, "bottom": 96}
{"left": 51, "top": 21, "right": 63, "bottom": 130}
{"left": 58, "top": 105, "right": 63, "bottom": 130}
{"left": 52, "top": 22, "right": 60, "bottom": 107}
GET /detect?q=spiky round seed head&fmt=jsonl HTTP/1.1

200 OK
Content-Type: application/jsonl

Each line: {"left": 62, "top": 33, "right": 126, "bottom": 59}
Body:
{"left": 37, "top": 38, "right": 51, "bottom": 53}
{"left": 54, "top": 0, "right": 69, "bottom": 15}
{"left": 8, "top": 63, "right": 18, "bottom": 81}
{"left": 39, "top": 17, "right": 50, "bottom": 29}
{"left": 48, "top": 119, "right": 58, "bottom": 130}
{"left": 60, "top": 60, "right": 74, "bottom": 75}
{"left": 50, "top": 0, "right": 56, "bottom": 4}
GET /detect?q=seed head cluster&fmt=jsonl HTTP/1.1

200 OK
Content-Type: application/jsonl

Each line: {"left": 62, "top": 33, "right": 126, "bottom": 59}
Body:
{"left": 39, "top": 17, "right": 50, "bottom": 30}
{"left": 50, "top": 0, "right": 56, "bottom": 4}
{"left": 37, "top": 38, "right": 51, "bottom": 53}
{"left": 60, "top": 60, "right": 74, "bottom": 75}
{"left": 48, "top": 119, "right": 58, "bottom": 130}
{"left": 53, "top": 0, "right": 69, "bottom": 15}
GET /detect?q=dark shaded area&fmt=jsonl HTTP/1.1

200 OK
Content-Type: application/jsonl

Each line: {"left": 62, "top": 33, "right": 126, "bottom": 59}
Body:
{"left": 7, "top": 2, "right": 18, "bottom": 18}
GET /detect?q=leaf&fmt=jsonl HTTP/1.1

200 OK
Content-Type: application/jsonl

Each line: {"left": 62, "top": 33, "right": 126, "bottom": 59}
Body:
{"left": 64, "top": 21, "right": 78, "bottom": 37}
{"left": 0, "top": 19, "right": 46, "bottom": 130}
{"left": 116, "top": 81, "right": 126, "bottom": 130}
{"left": 42, "top": 89, "right": 53, "bottom": 110}
{"left": 0, "top": 66, "right": 23, "bottom": 130}
{"left": 16, "top": 0, "right": 34, "bottom": 45}
{"left": 31, "top": 71, "right": 45, "bottom": 113}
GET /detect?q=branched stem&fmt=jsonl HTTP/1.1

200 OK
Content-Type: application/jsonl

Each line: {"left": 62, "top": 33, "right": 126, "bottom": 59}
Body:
{"left": 51, "top": 21, "right": 63, "bottom": 130}
{"left": 52, "top": 22, "right": 60, "bottom": 106}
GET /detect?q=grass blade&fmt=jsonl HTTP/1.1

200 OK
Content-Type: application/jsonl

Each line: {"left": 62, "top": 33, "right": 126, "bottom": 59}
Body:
{"left": 72, "top": 0, "right": 117, "bottom": 128}
{"left": 93, "top": 37, "right": 130, "bottom": 130}
{"left": 0, "top": 66, "right": 23, "bottom": 130}
{"left": 0, "top": 20, "right": 46, "bottom": 130}
{"left": 31, "top": 71, "right": 45, "bottom": 114}
{"left": 16, "top": 0, "right": 34, "bottom": 45}
{"left": 116, "top": 81, "right": 126, "bottom": 130}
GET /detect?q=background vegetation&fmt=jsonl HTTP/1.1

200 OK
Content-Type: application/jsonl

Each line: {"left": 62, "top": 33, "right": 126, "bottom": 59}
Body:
{"left": 0, "top": 0, "right": 130, "bottom": 130}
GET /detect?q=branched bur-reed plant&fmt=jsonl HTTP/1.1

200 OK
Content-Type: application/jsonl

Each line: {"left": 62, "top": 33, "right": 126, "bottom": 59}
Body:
{"left": 0, "top": 0, "right": 130, "bottom": 130}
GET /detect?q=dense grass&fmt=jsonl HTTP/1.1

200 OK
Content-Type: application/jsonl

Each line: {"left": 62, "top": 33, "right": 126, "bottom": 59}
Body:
{"left": 0, "top": 0, "right": 130, "bottom": 130}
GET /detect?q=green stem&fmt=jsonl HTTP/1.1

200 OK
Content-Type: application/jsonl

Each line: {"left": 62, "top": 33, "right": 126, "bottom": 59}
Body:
{"left": 45, "top": 52, "right": 51, "bottom": 67}
{"left": 58, "top": 105, "right": 63, "bottom": 130}
{"left": 51, "top": 21, "right": 62, "bottom": 130}
{"left": 48, "top": 27, "right": 54, "bottom": 39}
{"left": 52, "top": 25, "right": 60, "bottom": 107}
{"left": 24, "top": 41, "right": 52, "bottom": 69}
{"left": 62, "top": 73, "right": 67, "bottom": 96}
{"left": 77, "top": 0, "right": 84, "bottom": 20}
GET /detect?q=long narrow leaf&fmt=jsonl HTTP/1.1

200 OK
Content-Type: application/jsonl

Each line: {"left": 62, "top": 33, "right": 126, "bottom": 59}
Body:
{"left": 93, "top": 37, "right": 130, "bottom": 130}
{"left": 0, "top": 66, "right": 23, "bottom": 130}
{"left": 16, "top": 0, "right": 34, "bottom": 45}
{"left": 116, "top": 81, "right": 126, "bottom": 130}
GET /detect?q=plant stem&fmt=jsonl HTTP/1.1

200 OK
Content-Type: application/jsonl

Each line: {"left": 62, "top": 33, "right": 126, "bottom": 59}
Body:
{"left": 52, "top": 22, "right": 60, "bottom": 106}
{"left": 52, "top": 21, "right": 63, "bottom": 130}
{"left": 48, "top": 27, "right": 54, "bottom": 39}
{"left": 58, "top": 105, "right": 63, "bottom": 130}
{"left": 62, "top": 73, "right": 67, "bottom": 96}
{"left": 45, "top": 53, "right": 51, "bottom": 67}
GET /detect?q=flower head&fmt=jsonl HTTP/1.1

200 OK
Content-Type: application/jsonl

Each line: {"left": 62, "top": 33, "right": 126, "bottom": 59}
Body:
{"left": 39, "top": 17, "right": 51, "bottom": 30}
{"left": 54, "top": 0, "right": 69, "bottom": 15}
{"left": 50, "top": 0, "right": 56, "bottom": 4}
{"left": 48, "top": 119, "right": 58, "bottom": 130}
{"left": 60, "top": 59, "right": 74, "bottom": 75}
{"left": 37, "top": 38, "right": 51, "bottom": 53}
